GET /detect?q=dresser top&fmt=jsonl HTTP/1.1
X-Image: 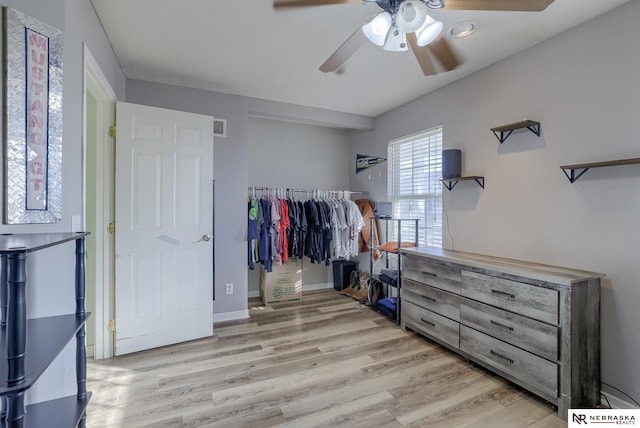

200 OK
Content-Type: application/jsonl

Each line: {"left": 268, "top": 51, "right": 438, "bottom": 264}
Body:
{"left": 402, "top": 246, "right": 604, "bottom": 286}
{"left": 0, "top": 232, "right": 89, "bottom": 254}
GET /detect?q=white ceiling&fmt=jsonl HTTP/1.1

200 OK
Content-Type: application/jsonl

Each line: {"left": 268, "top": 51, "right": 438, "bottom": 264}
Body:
{"left": 90, "top": 0, "right": 630, "bottom": 118}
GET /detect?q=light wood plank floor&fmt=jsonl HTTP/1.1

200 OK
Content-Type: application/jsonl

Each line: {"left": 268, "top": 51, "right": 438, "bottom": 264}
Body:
{"left": 86, "top": 289, "right": 564, "bottom": 427}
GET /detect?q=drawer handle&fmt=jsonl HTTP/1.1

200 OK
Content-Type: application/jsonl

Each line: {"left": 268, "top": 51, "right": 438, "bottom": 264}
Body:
{"left": 490, "top": 320, "right": 514, "bottom": 332}
{"left": 490, "top": 350, "right": 514, "bottom": 364}
{"left": 422, "top": 295, "right": 437, "bottom": 303}
{"left": 422, "top": 271, "right": 437, "bottom": 277}
{"left": 420, "top": 318, "right": 435, "bottom": 327}
{"left": 490, "top": 289, "right": 515, "bottom": 299}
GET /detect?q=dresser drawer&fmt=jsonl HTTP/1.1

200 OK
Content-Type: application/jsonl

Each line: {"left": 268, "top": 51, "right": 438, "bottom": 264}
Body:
{"left": 460, "top": 300, "right": 558, "bottom": 361}
{"left": 460, "top": 326, "right": 557, "bottom": 401}
{"left": 403, "top": 256, "right": 461, "bottom": 294}
{"left": 461, "top": 271, "right": 558, "bottom": 325}
{"left": 403, "top": 300, "right": 460, "bottom": 349}
{"left": 402, "top": 279, "right": 461, "bottom": 321}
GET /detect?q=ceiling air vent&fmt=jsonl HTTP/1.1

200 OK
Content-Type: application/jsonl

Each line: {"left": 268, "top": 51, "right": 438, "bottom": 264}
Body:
{"left": 213, "top": 118, "right": 227, "bottom": 137}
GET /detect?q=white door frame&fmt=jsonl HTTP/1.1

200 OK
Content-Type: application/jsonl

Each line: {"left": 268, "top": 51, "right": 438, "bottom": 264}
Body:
{"left": 82, "top": 44, "right": 117, "bottom": 359}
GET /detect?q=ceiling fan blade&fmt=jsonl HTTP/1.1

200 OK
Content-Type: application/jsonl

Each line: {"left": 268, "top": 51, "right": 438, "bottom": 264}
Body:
{"left": 443, "top": 0, "right": 554, "bottom": 12}
{"left": 428, "top": 36, "right": 461, "bottom": 71}
{"left": 274, "top": 0, "right": 362, "bottom": 8}
{"left": 319, "top": 27, "right": 367, "bottom": 73}
{"left": 407, "top": 33, "right": 436, "bottom": 76}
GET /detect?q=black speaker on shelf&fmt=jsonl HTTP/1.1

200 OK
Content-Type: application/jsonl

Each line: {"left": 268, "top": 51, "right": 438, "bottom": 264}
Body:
{"left": 442, "top": 149, "right": 461, "bottom": 178}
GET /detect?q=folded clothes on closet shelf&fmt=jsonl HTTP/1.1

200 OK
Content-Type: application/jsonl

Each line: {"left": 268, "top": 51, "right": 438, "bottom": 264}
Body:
{"left": 375, "top": 297, "right": 397, "bottom": 319}
{"left": 379, "top": 268, "right": 398, "bottom": 287}
{"left": 377, "top": 297, "right": 397, "bottom": 312}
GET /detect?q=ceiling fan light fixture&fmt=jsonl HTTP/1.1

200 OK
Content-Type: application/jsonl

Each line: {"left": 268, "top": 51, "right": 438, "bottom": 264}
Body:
{"left": 415, "top": 15, "right": 443, "bottom": 46}
{"left": 383, "top": 27, "right": 408, "bottom": 52}
{"left": 396, "top": 0, "right": 428, "bottom": 33}
{"left": 362, "top": 11, "right": 392, "bottom": 46}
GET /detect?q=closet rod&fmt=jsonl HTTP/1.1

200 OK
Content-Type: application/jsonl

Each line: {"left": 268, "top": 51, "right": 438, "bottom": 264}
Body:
{"left": 248, "top": 186, "right": 368, "bottom": 195}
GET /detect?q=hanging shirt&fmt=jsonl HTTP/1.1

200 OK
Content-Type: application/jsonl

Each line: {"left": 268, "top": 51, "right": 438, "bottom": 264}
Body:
{"left": 347, "top": 199, "right": 365, "bottom": 258}
{"left": 280, "top": 198, "right": 290, "bottom": 262}
{"left": 298, "top": 200, "right": 307, "bottom": 260}
{"left": 248, "top": 197, "right": 260, "bottom": 270}
{"left": 332, "top": 199, "right": 348, "bottom": 259}
{"left": 304, "top": 199, "right": 320, "bottom": 263}
{"left": 270, "top": 197, "right": 281, "bottom": 265}
{"left": 259, "top": 198, "right": 272, "bottom": 272}
{"left": 320, "top": 200, "right": 333, "bottom": 266}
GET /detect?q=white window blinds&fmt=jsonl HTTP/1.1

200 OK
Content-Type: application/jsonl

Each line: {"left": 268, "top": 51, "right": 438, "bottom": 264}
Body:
{"left": 387, "top": 126, "right": 443, "bottom": 247}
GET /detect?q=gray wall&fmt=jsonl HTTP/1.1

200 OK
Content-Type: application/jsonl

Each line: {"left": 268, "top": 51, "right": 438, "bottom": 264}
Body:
{"left": 126, "top": 80, "right": 371, "bottom": 319}
{"left": 351, "top": 0, "right": 640, "bottom": 406}
{"left": 247, "top": 117, "right": 352, "bottom": 295}
{"left": 0, "top": 0, "right": 125, "bottom": 404}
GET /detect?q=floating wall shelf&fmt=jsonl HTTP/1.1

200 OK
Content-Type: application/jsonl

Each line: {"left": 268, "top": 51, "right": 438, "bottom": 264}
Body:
{"left": 560, "top": 157, "right": 640, "bottom": 183}
{"left": 441, "top": 176, "right": 485, "bottom": 191}
{"left": 491, "top": 120, "right": 541, "bottom": 144}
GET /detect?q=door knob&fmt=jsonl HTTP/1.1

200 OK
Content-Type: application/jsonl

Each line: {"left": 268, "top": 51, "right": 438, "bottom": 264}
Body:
{"left": 193, "top": 234, "right": 212, "bottom": 243}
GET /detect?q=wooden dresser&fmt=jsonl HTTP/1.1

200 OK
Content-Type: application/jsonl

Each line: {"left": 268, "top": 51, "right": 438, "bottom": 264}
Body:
{"left": 400, "top": 246, "right": 602, "bottom": 419}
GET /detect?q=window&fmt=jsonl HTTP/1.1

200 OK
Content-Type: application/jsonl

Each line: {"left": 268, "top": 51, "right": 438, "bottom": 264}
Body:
{"left": 388, "top": 126, "right": 442, "bottom": 247}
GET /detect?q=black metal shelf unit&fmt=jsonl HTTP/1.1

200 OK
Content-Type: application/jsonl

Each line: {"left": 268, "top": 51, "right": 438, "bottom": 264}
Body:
{"left": 0, "top": 233, "right": 91, "bottom": 428}
{"left": 369, "top": 217, "right": 419, "bottom": 325}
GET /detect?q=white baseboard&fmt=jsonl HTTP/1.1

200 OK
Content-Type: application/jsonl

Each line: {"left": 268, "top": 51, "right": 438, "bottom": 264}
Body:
{"left": 303, "top": 282, "right": 334, "bottom": 292}
{"left": 87, "top": 344, "right": 95, "bottom": 359}
{"left": 248, "top": 282, "right": 334, "bottom": 299}
{"left": 213, "top": 309, "right": 249, "bottom": 323}
{"left": 602, "top": 390, "right": 638, "bottom": 409}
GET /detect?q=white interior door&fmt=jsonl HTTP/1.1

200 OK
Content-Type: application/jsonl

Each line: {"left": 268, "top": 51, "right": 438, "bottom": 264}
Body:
{"left": 114, "top": 101, "right": 214, "bottom": 356}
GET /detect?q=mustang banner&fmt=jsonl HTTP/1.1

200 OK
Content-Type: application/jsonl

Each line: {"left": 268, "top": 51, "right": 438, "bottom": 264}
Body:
{"left": 356, "top": 154, "right": 386, "bottom": 174}
{"left": 25, "top": 28, "right": 49, "bottom": 210}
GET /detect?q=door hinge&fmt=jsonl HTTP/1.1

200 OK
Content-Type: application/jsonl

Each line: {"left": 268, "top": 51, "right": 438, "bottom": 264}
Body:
{"left": 108, "top": 222, "right": 116, "bottom": 235}
{"left": 109, "top": 319, "right": 116, "bottom": 331}
{"left": 109, "top": 125, "right": 116, "bottom": 138}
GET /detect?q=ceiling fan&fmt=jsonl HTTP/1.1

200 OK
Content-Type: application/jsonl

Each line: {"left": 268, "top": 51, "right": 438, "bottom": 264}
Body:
{"left": 273, "top": 0, "right": 555, "bottom": 76}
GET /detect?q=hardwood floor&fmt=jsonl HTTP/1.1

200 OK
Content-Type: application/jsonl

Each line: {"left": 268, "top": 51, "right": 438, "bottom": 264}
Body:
{"left": 86, "top": 289, "right": 564, "bottom": 427}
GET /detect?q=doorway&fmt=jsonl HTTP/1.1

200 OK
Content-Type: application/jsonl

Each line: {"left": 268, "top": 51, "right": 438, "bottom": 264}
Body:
{"left": 83, "top": 44, "right": 117, "bottom": 359}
